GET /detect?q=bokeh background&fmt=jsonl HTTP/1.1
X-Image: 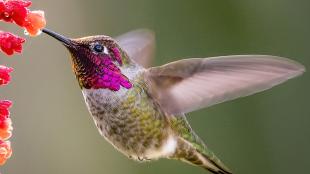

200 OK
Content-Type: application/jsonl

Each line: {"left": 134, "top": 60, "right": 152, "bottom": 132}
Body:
{"left": 1, "top": 0, "right": 309, "bottom": 174}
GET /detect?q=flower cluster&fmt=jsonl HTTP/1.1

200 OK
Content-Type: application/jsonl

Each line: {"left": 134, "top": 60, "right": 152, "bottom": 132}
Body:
{"left": 0, "top": 0, "right": 46, "bottom": 36}
{"left": 0, "top": 68, "right": 13, "bottom": 166}
{"left": 0, "top": 0, "right": 31, "bottom": 26}
{"left": 0, "top": 0, "right": 46, "bottom": 166}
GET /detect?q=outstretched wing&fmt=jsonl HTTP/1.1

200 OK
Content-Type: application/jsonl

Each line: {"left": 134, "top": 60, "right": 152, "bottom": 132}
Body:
{"left": 146, "top": 55, "right": 305, "bottom": 115}
{"left": 116, "top": 29, "right": 155, "bottom": 68}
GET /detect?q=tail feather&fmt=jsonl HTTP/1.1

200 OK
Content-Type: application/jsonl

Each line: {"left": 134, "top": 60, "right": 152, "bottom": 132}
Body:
{"left": 169, "top": 116, "right": 232, "bottom": 173}
{"left": 172, "top": 138, "right": 232, "bottom": 174}
{"left": 200, "top": 153, "right": 232, "bottom": 174}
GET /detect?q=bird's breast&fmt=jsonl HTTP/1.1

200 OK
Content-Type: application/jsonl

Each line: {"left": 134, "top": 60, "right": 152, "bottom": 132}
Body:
{"left": 81, "top": 86, "right": 170, "bottom": 158}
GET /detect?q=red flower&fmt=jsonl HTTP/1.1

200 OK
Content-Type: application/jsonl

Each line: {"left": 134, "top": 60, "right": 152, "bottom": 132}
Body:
{"left": 0, "top": 140, "right": 12, "bottom": 165}
{"left": 0, "top": 0, "right": 46, "bottom": 36}
{"left": 24, "top": 10, "right": 46, "bottom": 36}
{"left": 0, "top": 31, "right": 25, "bottom": 55}
{"left": 0, "top": 65, "right": 13, "bottom": 85}
{"left": 0, "top": 100, "right": 13, "bottom": 140}
{"left": 0, "top": 0, "right": 32, "bottom": 26}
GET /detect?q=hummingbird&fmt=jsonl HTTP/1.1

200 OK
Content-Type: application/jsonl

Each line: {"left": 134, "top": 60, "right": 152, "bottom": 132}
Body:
{"left": 42, "top": 28, "right": 305, "bottom": 174}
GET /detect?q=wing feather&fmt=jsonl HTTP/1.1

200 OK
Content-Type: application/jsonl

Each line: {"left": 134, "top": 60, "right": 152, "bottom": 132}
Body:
{"left": 146, "top": 55, "right": 305, "bottom": 115}
{"left": 116, "top": 29, "right": 155, "bottom": 68}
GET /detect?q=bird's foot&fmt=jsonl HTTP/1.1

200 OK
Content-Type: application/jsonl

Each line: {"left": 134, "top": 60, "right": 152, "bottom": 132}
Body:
{"left": 137, "top": 156, "right": 151, "bottom": 161}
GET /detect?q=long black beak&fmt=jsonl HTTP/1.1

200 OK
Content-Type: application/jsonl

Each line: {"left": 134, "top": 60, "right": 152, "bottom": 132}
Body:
{"left": 42, "top": 28, "right": 74, "bottom": 48}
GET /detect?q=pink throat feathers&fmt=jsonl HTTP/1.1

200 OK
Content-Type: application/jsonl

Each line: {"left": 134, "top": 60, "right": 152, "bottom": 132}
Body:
{"left": 75, "top": 47, "right": 133, "bottom": 91}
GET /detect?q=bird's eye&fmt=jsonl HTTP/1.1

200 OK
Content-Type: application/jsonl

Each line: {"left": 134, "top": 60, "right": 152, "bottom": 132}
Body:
{"left": 93, "top": 44, "right": 104, "bottom": 53}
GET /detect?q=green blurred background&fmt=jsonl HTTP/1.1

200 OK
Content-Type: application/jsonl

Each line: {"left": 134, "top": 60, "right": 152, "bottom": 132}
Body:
{"left": 1, "top": 0, "right": 309, "bottom": 173}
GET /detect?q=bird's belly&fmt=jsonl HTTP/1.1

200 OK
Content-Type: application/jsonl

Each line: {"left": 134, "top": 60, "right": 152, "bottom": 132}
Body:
{"left": 82, "top": 88, "right": 172, "bottom": 160}
{"left": 96, "top": 115, "right": 177, "bottom": 160}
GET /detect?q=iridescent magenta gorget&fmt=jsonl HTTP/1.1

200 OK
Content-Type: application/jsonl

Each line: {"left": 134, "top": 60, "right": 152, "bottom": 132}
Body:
{"left": 70, "top": 40, "right": 132, "bottom": 91}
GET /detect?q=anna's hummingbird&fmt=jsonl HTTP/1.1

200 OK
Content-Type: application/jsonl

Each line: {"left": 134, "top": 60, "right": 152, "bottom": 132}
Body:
{"left": 42, "top": 28, "right": 305, "bottom": 174}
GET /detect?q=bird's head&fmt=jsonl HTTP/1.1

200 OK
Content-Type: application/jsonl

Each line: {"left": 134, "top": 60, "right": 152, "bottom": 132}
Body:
{"left": 42, "top": 29, "right": 133, "bottom": 91}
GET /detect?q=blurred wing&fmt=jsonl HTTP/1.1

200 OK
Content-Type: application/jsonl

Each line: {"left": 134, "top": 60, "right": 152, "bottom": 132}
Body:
{"left": 116, "top": 29, "right": 155, "bottom": 68}
{"left": 146, "top": 55, "right": 305, "bottom": 115}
